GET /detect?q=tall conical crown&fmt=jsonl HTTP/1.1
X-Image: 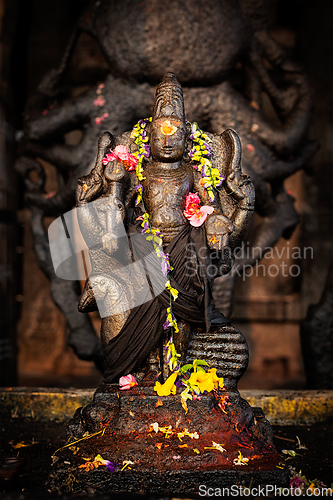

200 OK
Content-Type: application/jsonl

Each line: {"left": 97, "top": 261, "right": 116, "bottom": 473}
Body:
{"left": 152, "top": 73, "right": 185, "bottom": 121}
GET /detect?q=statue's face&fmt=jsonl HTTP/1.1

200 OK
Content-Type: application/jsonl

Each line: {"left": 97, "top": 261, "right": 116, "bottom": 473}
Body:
{"left": 150, "top": 117, "right": 186, "bottom": 162}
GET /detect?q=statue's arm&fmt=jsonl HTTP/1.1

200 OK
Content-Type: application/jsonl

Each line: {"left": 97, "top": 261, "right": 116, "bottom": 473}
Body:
{"left": 218, "top": 129, "right": 255, "bottom": 254}
{"left": 192, "top": 129, "right": 254, "bottom": 275}
{"left": 75, "top": 131, "right": 115, "bottom": 246}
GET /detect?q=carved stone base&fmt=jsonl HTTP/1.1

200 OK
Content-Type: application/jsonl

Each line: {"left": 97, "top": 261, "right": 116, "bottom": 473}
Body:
{"left": 48, "top": 384, "right": 288, "bottom": 495}
{"left": 187, "top": 325, "right": 249, "bottom": 400}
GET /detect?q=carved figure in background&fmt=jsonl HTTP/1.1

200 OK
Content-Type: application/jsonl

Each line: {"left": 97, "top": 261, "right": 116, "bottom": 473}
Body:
{"left": 16, "top": 0, "right": 317, "bottom": 367}
{"left": 75, "top": 73, "right": 254, "bottom": 396}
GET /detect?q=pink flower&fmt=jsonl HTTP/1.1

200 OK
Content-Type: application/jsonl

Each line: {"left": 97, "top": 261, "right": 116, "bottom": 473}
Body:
{"left": 102, "top": 145, "right": 138, "bottom": 170}
{"left": 119, "top": 374, "right": 138, "bottom": 390}
{"left": 126, "top": 155, "right": 138, "bottom": 170}
{"left": 183, "top": 192, "right": 201, "bottom": 218}
{"left": 114, "top": 145, "right": 130, "bottom": 162}
{"left": 183, "top": 192, "right": 213, "bottom": 227}
{"left": 93, "top": 97, "right": 106, "bottom": 107}
{"left": 102, "top": 153, "right": 116, "bottom": 165}
{"left": 188, "top": 206, "right": 214, "bottom": 227}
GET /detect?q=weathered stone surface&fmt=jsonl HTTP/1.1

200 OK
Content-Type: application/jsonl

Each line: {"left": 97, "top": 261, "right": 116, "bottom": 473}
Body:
{"left": 48, "top": 383, "right": 287, "bottom": 495}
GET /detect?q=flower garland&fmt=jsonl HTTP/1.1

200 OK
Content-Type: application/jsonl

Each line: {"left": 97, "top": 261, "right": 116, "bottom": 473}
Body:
{"left": 130, "top": 118, "right": 180, "bottom": 345}
{"left": 130, "top": 117, "right": 152, "bottom": 181}
{"left": 188, "top": 122, "right": 225, "bottom": 202}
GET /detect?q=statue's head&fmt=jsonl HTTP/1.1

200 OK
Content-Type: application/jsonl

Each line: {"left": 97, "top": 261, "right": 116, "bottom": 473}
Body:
{"left": 150, "top": 73, "right": 186, "bottom": 162}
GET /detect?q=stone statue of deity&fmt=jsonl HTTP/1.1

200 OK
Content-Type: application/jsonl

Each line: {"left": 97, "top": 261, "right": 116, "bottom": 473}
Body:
{"left": 55, "top": 74, "right": 281, "bottom": 488}
{"left": 75, "top": 73, "right": 255, "bottom": 400}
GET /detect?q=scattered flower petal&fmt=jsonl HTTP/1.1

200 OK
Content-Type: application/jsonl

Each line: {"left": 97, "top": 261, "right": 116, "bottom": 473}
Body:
{"left": 151, "top": 422, "right": 159, "bottom": 433}
{"left": 121, "top": 460, "right": 134, "bottom": 471}
{"left": 296, "top": 436, "right": 307, "bottom": 450}
{"left": 282, "top": 449, "right": 301, "bottom": 457}
{"left": 12, "top": 442, "right": 30, "bottom": 449}
{"left": 233, "top": 451, "right": 249, "bottom": 465}
{"left": 93, "top": 97, "right": 106, "bottom": 107}
{"left": 154, "top": 371, "right": 179, "bottom": 397}
{"left": 177, "top": 428, "right": 200, "bottom": 441}
{"left": 119, "top": 374, "right": 138, "bottom": 390}
{"left": 204, "top": 441, "right": 226, "bottom": 453}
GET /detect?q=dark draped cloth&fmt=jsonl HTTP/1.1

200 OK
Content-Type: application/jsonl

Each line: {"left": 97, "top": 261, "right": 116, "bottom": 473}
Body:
{"left": 103, "top": 222, "right": 229, "bottom": 383}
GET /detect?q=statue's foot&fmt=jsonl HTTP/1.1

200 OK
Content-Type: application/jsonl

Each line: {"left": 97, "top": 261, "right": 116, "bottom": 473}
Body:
{"left": 66, "top": 401, "right": 115, "bottom": 439}
{"left": 67, "top": 382, "right": 120, "bottom": 439}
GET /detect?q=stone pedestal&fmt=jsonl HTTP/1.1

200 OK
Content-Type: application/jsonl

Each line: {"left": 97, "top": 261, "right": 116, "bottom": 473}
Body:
{"left": 48, "top": 383, "right": 288, "bottom": 495}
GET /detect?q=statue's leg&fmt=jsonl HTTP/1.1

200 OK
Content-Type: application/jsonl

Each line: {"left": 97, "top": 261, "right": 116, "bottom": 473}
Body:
{"left": 139, "top": 320, "right": 192, "bottom": 383}
{"left": 186, "top": 324, "right": 249, "bottom": 401}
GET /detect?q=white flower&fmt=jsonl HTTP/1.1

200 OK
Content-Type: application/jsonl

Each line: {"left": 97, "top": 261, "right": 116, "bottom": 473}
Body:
{"left": 233, "top": 451, "right": 249, "bottom": 466}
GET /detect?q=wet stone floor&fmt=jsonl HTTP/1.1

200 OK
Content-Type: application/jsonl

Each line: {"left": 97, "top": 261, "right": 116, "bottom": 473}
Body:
{"left": 0, "top": 418, "right": 332, "bottom": 499}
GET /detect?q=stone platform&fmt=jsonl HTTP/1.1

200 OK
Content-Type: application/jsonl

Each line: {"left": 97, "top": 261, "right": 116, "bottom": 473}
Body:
{"left": 45, "top": 383, "right": 290, "bottom": 495}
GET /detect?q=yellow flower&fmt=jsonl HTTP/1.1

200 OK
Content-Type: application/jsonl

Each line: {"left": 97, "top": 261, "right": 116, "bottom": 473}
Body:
{"left": 165, "top": 280, "right": 179, "bottom": 301}
{"left": 187, "top": 368, "right": 224, "bottom": 394}
{"left": 209, "top": 368, "right": 224, "bottom": 388}
{"left": 180, "top": 386, "right": 192, "bottom": 414}
{"left": 154, "top": 371, "right": 179, "bottom": 396}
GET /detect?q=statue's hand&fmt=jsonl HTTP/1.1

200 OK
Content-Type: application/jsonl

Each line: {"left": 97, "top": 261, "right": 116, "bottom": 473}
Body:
{"left": 206, "top": 213, "right": 234, "bottom": 250}
{"left": 225, "top": 169, "right": 255, "bottom": 209}
{"left": 76, "top": 171, "right": 106, "bottom": 204}
{"left": 76, "top": 132, "right": 114, "bottom": 205}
